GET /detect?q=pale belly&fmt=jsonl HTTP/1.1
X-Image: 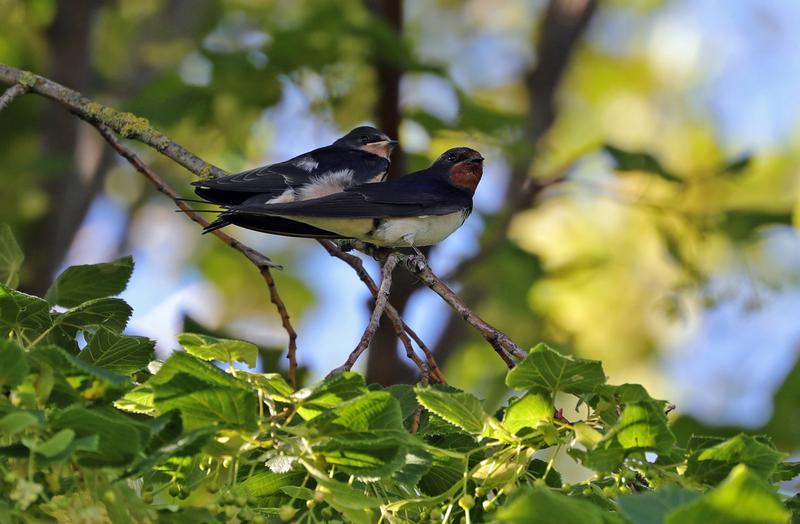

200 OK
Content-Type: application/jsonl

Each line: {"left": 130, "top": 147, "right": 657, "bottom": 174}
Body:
{"left": 291, "top": 211, "right": 468, "bottom": 247}
{"left": 292, "top": 212, "right": 467, "bottom": 247}
{"left": 371, "top": 212, "right": 468, "bottom": 246}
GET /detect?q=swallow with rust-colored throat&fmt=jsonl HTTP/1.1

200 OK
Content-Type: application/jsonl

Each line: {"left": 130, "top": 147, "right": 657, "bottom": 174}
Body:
{"left": 206, "top": 147, "right": 484, "bottom": 249}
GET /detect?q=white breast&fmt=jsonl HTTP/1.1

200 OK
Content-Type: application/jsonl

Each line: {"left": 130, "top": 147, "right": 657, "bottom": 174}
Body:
{"left": 371, "top": 211, "right": 468, "bottom": 247}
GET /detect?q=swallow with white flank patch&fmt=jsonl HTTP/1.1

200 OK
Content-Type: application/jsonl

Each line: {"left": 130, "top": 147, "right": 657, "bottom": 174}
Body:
{"left": 209, "top": 147, "right": 484, "bottom": 250}
{"left": 194, "top": 126, "right": 396, "bottom": 234}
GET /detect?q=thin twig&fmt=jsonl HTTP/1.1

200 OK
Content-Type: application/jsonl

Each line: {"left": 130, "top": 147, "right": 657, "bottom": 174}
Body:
{"left": 318, "top": 240, "right": 445, "bottom": 383}
{"left": 360, "top": 247, "right": 525, "bottom": 367}
{"left": 92, "top": 123, "right": 298, "bottom": 387}
{"left": 409, "top": 404, "right": 424, "bottom": 434}
{"left": 0, "top": 83, "right": 30, "bottom": 112}
{"left": 328, "top": 254, "right": 398, "bottom": 377}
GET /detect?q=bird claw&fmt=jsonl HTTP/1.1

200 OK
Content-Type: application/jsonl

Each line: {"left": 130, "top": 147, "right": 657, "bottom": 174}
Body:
{"left": 404, "top": 253, "right": 428, "bottom": 272}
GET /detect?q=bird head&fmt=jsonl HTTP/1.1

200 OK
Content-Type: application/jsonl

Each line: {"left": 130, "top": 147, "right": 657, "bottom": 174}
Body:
{"left": 433, "top": 147, "right": 484, "bottom": 194}
{"left": 334, "top": 126, "right": 398, "bottom": 159}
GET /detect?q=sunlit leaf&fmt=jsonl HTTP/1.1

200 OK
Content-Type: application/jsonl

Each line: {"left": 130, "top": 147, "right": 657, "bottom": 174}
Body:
{"left": 177, "top": 332, "right": 257, "bottom": 368}
{"left": 496, "top": 486, "right": 625, "bottom": 524}
{"left": 79, "top": 326, "right": 154, "bottom": 375}
{"left": 45, "top": 256, "right": 133, "bottom": 308}
{"left": 503, "top": 390, "right": 554, "bottom": 434}
{"left": 665, "top": 465, "right": 789, "bottom": 524}
{"left": 415, "top": 385, "right": 487, "bottom": 434}
{"left": 506, "top": 343, "right": 606, "bottom": 395}
{"left": 685, "top": 434, "right": 785, "bottom": 485}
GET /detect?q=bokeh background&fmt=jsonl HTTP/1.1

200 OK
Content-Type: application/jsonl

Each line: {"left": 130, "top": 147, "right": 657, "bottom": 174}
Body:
{"left": 2, "top": 0, "right": 799, "bottom": 464}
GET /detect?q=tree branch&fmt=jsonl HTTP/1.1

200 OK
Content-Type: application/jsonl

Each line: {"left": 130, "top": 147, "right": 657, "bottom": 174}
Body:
{"left": 0, "top": 83, "right": 30, "bottom": 112}
{"left": 318, "top": 240, "right": 446, "bottom": 384}
{"left": 91, "top": 123, "right": 299, "bottom": 387}
{"left": 358, "top": 246, "right": 525, "bottom": 367}
{"left": 328, "top": 253, "right": 399, "bottom": 377}
{"left": 0, "top": 63, "right": 299, "bottom": 388}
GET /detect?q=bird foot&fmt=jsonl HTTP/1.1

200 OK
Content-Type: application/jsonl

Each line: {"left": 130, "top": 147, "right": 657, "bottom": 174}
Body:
{"left": 403, "top": 253, "right": 429, "bottom": 272}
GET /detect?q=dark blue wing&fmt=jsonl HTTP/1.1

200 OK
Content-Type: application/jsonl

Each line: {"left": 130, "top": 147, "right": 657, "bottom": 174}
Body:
{"left": 193, "top": 147, "right": 389, "bottom": 205}
{"left": 229, "top": 176, "right": 471, "bottom": 219}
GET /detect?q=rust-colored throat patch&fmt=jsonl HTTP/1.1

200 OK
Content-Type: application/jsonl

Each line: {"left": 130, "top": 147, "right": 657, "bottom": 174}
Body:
{"left": 448, "top": 161, "right": 483, "bottom": 193}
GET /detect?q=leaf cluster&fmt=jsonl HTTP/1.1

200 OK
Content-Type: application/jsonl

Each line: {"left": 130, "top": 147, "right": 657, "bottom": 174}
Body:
{"left": 0, "top": 226, "right": 797, "bottom": 523}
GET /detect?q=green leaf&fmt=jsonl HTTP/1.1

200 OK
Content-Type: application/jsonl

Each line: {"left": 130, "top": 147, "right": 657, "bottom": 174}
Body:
{"left": 247, "top": 373, "right": 294, "bottom": 399}
{"left": 45, "top": 256, "right": 134, "bottom": 308}
{"left": 79, "top": 327, "right": 154, "bottom": 375}
{"left": 312, "top": 390, "right": 405, "bottom": 433}
{"left": 415, "top": 385, "right": 487, "bottom": 434}
{"left": 0, "top": 285, "right": 52, "bottom": 336}
{"left": 152, "top": 372, "right": 258, "bottom": 431}
{"left": 295, "top": 372, "right": 368, "bottom": 420}
{"left": 125, "top": 427, "right": 216, "bottom": 477}
{"left": 386, "top": 383, "right": 420, "bottom": 425}
{"left": 307, "top": 392, "right": 410, "bottom": 478}
{"left": 496, "top": 486, "right": 626, "bottom": 524}
{"left": 150, "top": 353, "right": 255, "bottom": 430}
{"left": 0, "top": 411, "right": 41, "bottom": 436}
{"left": 506, "top": 343, "right": 606, "bottom": 395}
{"left": 303, "top": 460, "right": 380, "bottom": 524}
{"left": 177, "top": 332, "right": 258, "bottom": 367}
{"left": 51, "top": 405, "right": 148, "bottom": 466}
{"left": 279, "top": 486, "right": 315, "bottom": 500}
{"left": 717, "top": 154, "right": 752, "bottom": 177}
{"left": 618, "top": 487, "right": 701, "bottom": 524}
{"left": 473, "top": 448, "right": 535, "bottom": 490}
{"left": 720, "top": 210, "right": 793, "bottom": 242}
{"left": 236, "top": 471, "right": 305, "bottom": 500}
{"left": 772, "top": 461, "right": 800, "bottom": 482}
{"left": 587, "top": 400, "right": 676, "bottom": 471}
{"left": 391, "top": 448, "right": 433, "bottom": 488}
{"left": 28, "top": 344, "right": 129, "bottom": 387}
{"left": 30, "top": 429, "right": 74, "bottom": 457}
{"left": 419, "top": 452, "right": 464, "bottom": 496}
{"left": 149, "top": 351, "right": 247, "bottom": 390}
{"left": 604, "top": 145, "right": 682, "bottom": 183}
{"left": 318, "top": 435, "right": 408, "bottom": 478}
{"left": 665, "top": 465, "right": 790, "bottom": 524}
{"left": 0, "top": 339, "right": 29, "bottom": 388}
{"left": 52, "top": 297, "right": 132, "bottom": 333}
{"left": 503, "top": 390, "right": 554, "bottom": 434}
{"left": 685, "top": 434, "right": 785, "bottom": 485}
{"left": 0, "top": 224, "right": 24, "bottom": 288}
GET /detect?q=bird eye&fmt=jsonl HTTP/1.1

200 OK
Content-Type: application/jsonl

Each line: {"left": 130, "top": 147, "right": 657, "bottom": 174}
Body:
{"left": 447, "top": 154, "right": 457, "bottom": 162}
{"left": 360, "top": 135, "right": 369, "bottom": 144}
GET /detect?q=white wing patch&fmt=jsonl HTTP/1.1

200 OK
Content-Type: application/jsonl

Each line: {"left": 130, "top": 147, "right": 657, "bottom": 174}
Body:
{"left": 294, "top": 156, "right": 319, "bottom": 172}
{"left": 296, "top": 169, "right": 355, "bottom": 200}
{"left": 266, "top": 189, "right": 297, "bottom": 204}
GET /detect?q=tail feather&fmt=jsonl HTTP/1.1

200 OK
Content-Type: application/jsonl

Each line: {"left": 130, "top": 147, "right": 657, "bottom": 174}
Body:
{"left": 202, "top": 216, "right": 231, "bottom": 234}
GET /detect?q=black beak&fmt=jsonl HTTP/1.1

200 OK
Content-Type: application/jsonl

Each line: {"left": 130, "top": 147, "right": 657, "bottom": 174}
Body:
{"left": 387, "top": 140, "right": 399, "bottom": 148}
{"left": 469, "top": 157, "right": 484, "bottom": 164}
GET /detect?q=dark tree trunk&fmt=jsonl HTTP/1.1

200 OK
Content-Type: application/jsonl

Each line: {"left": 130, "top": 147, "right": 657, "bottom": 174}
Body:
{"left": 364, "top": 0, "right": 420, "bottom": 386}
{"left": 21, "top": 0, "right": 103, "bottom": 295}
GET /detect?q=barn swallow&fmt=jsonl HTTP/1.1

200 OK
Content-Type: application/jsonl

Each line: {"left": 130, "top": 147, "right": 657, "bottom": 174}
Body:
{"left": 208, "top": 147, "right": 484, "bottom": 249}
{"left": 193, "top": 126, "right": 397, "bottom": 207}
